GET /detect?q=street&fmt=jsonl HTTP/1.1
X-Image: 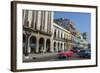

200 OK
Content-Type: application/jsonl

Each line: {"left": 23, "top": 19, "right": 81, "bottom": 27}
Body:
{"left": 23, "top": 52, "right": 90, "bottom": 62}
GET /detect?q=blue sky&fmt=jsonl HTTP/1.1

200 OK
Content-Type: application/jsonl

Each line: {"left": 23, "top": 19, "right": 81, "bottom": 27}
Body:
{"left": 54, "top": 11, "right": 91, "bottom": 43}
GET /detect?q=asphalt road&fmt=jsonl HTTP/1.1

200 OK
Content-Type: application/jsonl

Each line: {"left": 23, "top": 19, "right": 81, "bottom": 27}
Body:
{"left": 23, "top": 52, "right": 90, "bottom": 62}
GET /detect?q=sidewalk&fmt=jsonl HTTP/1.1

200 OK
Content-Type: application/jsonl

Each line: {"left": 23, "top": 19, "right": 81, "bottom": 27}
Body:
{"left": 23, "top": 52, "right": 58, "bottom": 62}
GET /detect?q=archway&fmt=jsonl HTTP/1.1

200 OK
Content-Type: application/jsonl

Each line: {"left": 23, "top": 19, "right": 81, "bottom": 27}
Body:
{"left": 39, "top": 37, "right": 44, "bottom": 53}
{"left": 30, "top": 36, "right": 36, "bottom": 53}
{"left": 61, "top": 43, "right": 63, "bottom": 50}
{"left": 54, "top": 42, "right": 56, "bottom": 52}
{"left": 46, "top": 39, "right": 51, "bottom": 52}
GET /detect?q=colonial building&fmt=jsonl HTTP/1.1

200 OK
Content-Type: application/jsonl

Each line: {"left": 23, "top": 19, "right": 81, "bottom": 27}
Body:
{"left": 75, "top": 32, "right": 88, "bottom": 49}
{"left": 53, "top": 22, "right": 71, "bottom": 52}
{"left": 23, "top": 10, "right": 53, "bottom": 55}
{"left": 54, "top": 18, "right": 76, "bottom": 49}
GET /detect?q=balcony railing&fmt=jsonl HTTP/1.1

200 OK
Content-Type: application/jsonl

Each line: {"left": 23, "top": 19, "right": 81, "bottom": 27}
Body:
{"left": 38, "top": 30, "right": 52, "bottom": 36}
{"left": 23, "top": 26, "right": 52, "bottom": 36}
{"left": 23, "top": 26, "right": 38, "bottom": 33}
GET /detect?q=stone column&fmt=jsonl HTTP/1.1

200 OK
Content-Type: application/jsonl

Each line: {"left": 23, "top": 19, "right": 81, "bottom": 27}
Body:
{"left": 59, "top": 31, "right": 61, "bottom": 40}
{"left": 56, "top": 42, "right": 58, "bottom": 52}
{"left": 42, "top": 11, "right": 45, "bottom": 31}
{"left": 22, "top": 10, "right": 25, "bottom": 26}
{"left": 45, "top": 11, "right": 47, "bottom": 32}
{"left": 37, "top": 11, "right": 41, "bottom": 30}
{"left": 50, "top": 39, "right": 54, "bottom": 52}
{"left": 27, "top": 11, "right": 32, "bottom": 27}
{"left": 24, "top": 10, "right": 28, "bottom": 26}
{"left": 62, "top": 43, "right": 64, "bottom": 51}
{"left": 43, "top": 38, "right": 46, "bottom": 53}
{"left": 27, "top": 36, "right": 31, "bottom": 53}
{"left": 36, "top": 36, "right": 39, "bottom": 53}
{"left": 51, "top": 11, "right": 53, "bottom": 34}
{"left": 31, "top": 10, "right": 37, "bottom": 29}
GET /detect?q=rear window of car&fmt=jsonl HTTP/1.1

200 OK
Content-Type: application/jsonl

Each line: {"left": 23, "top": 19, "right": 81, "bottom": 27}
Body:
{"left": 80, "top": 50, "right": 85, "bottom": 52}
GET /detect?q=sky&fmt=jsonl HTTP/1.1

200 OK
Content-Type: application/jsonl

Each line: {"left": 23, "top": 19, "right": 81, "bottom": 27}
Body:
{"left": 54, "top": 11, "right": 91, "bottom": 43}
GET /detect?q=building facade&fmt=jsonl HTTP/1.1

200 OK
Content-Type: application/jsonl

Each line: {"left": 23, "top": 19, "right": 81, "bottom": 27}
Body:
{"left": 23, "top": 10, "right": 54, "bottom": 55}
{"left": 75, "top": 32, "right": 88, "bottom": 49}
{"left": 53, "top": 23, "right": 71, "bottom": 52}
{"left": 54, "top": 18, "right": 76, "bottom": 50}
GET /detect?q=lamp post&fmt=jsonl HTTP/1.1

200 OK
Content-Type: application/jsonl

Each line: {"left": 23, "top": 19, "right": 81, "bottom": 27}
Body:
{"left": 24, "top": 31, "right": 31, "bottom": 56}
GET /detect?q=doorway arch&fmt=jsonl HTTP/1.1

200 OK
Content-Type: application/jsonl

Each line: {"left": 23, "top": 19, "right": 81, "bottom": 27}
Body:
{"left": 30, "top": 36, "right": 37, "bottom": 53}
{"left": 46, "top": 39, "right": 51, "bottom": 52}
{"left": 39, "top": 37, "right": 44, "bottom": 53}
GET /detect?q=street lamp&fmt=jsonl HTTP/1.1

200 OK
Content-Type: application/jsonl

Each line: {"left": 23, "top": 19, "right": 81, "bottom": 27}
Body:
{"left": 24, "top": 30, "right": 31, "bottom": 56}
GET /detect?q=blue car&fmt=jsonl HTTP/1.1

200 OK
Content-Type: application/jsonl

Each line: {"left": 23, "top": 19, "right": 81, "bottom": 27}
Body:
{"left": 77, "top": 49, "right": 91, "bottom": 58}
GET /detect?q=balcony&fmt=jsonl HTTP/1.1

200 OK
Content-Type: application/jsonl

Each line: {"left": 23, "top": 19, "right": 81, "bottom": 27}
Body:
{"left": 23, "top": 26, "right": 38, "bottom": 33}
{"left": 53, "top": 37, "right": 67, "bottom": 42}
{"left": 38, "top": 30, "right": 52, "bottom": 36}
{"left": 23, "top": 26, "right": 52, "bottom": 36}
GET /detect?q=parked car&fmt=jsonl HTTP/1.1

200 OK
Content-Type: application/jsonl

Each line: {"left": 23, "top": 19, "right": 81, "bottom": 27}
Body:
{"left": 70, "top": 49, "right": 80, "bottom": 53}
{"left": 77, "top": 49, "right": 91, "bottom": 58}
{"left": 58, "top": 51, "right": 73, "bottom": 59}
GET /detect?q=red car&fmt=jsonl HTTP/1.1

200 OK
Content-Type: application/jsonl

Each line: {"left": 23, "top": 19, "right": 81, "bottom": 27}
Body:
{"left": 58, "top": 51, "right": 73, "bottom": 59}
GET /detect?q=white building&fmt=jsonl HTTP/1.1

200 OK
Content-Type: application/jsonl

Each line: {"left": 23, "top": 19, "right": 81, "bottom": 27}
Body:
{"left": 53, "top": 23, "right": 71, "bottom": 52}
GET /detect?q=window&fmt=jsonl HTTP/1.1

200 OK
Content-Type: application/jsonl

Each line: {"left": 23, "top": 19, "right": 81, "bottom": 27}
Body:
{"left": 61, "top": 32, "right": 62, "bottom": 39}
{"left": 58, "top": 30, "right": 60, "bottom": 39}
{"left": 54, "top": 29, "right": 56, "bottom": 38}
